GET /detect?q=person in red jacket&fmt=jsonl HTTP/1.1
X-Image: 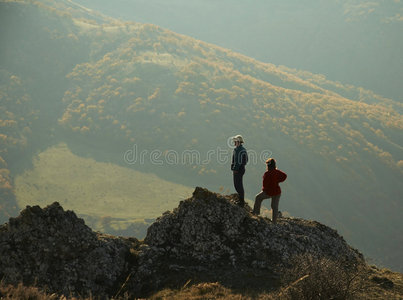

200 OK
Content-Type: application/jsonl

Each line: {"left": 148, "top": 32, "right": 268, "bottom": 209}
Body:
{"left": 253, "top": 158, "right": 287, "bottom": 223}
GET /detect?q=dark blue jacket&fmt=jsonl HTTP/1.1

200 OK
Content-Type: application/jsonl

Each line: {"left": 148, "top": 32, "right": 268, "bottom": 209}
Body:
{"left": 231, "top": 145, "right": 248, "bottom": 171}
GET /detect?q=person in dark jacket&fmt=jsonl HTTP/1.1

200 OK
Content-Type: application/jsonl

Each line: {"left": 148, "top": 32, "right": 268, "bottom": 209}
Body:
{"left": 253, "top": 158, "right": 287, "bottom": 223}
{"left": 231, "top": 135, "right": 248, "bottom": 206}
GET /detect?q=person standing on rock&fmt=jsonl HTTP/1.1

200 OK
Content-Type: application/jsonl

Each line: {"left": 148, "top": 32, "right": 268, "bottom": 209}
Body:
{"left": 253, "top": 158, "right": 287, "bottom": 223}
{"left": 231, "top": 135, "right": 248, "bottom": 207}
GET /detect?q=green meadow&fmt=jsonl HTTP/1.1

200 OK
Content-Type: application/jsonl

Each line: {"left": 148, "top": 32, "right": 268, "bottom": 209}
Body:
{"left": 14, "top": 142, "right": 193, "bottom": 234}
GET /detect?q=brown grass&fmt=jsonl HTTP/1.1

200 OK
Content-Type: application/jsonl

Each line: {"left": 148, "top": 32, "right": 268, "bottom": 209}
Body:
{"left": 1, "top": 264, "right": 402, "bottom": 299}
{"left": 150, "top": 282, "right": 240, "bottom": 299}
{"left": 0, "top": 282, "right": 58, "bottom": 300}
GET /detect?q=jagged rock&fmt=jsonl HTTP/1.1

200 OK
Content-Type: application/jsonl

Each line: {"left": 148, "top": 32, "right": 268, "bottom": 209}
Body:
{"left": 0, "top": 202, "right": 137, "bottom": 297}
{"left": 127, "top": 187, "right": 364, "bottom": 294}
{"left": 0, "top": 188, "right": 365, "bottom": 297}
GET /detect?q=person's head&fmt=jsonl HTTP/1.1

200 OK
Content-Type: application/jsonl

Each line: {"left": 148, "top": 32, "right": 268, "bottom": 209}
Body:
{"left": 266, "top": 158, "right": 276, "bottom": 170}
{"left": 232, "top": 135, "right": 244, "bottom": 147}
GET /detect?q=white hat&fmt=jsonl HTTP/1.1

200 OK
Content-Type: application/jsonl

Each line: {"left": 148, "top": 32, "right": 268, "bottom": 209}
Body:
{"left": 232, "top": 134, "right": 244, "bottom": 143}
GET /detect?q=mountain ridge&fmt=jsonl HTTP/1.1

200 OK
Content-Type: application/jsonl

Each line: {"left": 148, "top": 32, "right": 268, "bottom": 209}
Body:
{"left": 74, "top": 0, "right": 403, "bottom": 101}
{"left": 0, "top": 187, "right": 382, "bottom": 299}
{"left": 0, "top": 0, "right": 402, "bottom": 273}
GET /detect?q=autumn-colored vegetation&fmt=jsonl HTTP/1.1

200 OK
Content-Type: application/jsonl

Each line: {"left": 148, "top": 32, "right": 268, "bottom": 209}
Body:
{"left": 59, "top": 21, "right": 402, "bottom": 174}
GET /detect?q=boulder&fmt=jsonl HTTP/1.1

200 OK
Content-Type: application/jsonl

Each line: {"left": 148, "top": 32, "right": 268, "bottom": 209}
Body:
{"left": 0, "top": 202, "right": 137, "bottom": 297}
{"left": 128, "top": 187, "right": 364, "bottom": 294}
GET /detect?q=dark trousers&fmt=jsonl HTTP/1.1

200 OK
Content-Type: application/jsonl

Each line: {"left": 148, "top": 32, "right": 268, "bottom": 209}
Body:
{"left": 233, "top": 169, "right": 245, "bottom": 201}
{"left": 253, "top": 191, "right": 281, "bottom": 223}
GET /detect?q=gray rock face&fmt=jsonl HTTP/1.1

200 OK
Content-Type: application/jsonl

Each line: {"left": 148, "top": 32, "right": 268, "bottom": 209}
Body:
{"left": 0, "top": 202, "right": 136, "bottom": 297}
{"left": 128, "top": 187, "right": 364, "bottom": 294}
{"left": 0, "top": 188, "right": 364, "bottom": 297}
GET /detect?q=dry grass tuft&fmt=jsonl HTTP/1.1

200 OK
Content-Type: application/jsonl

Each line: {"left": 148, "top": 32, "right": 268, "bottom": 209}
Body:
{"left": 0, "top": 282, "right": 58, "bottom": 300}
{"left": 150, "top": 282, "right": 248, "bottom": 299}
{"left": 278, "top": 254, "right": 367, "bottom": 300}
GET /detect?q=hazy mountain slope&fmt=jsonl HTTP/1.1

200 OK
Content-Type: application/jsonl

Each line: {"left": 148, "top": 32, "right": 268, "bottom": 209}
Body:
{"left": 0, "top": 0, "right": 93, "bottom": 222}
{"left": 0, "top": 0, "right": 402, "bottom": 272}
{"left": 74, "top": 0, "right": 403, "bottom": 102}
{"left": 0, "top": 0, "right": 155, "bottom": 225}
{"left": 57, "top": 20, "right": 403, "bottom": 269}
{"left": 0, "top": 70, "right": 37, "bottom": 219}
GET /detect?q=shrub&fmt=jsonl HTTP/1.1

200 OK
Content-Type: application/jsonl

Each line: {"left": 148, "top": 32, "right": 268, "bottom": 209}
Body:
{"left": 279, "top": 254, "right": 367, "bottom": 300}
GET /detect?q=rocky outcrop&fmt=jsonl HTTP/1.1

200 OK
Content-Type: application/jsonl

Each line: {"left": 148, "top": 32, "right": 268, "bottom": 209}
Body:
{"left": 0, "top": 187, "right": 364, "bottom": 298}
{"left": 127, "top": 187, "right": 364, "bottom": 294}
{"left": 0, "top": 202, "right": 138, "bottom": 297}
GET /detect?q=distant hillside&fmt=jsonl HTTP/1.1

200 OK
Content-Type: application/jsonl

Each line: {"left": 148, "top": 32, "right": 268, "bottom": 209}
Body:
{"left": 0, "top": 0, "right": 402, "bottom": 272}
{"left": 0, "top": 70, "right": 37, "bottom": 219}
{"left": 75, "top": 0, "right": 403, "bottom": 101}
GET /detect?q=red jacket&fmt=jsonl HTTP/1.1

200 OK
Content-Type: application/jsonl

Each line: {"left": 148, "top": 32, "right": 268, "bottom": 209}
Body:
{"left": 262, "top": 169, "right": 287, "bottom": 196}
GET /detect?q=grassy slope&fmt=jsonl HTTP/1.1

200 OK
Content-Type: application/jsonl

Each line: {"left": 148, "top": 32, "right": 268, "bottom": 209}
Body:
{"left": 14, "top": 142, "right": 193, "bottom": 234}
